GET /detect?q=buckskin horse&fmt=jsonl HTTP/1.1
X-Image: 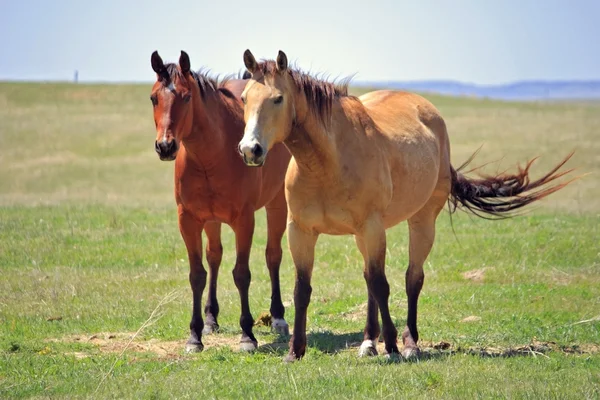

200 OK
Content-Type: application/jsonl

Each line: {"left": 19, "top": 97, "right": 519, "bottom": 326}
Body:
{"left": 150, "top": 50, "right": 291, "bottom": 352}
{"left": 237, "top": 49, "right": 575, "bottom": 361}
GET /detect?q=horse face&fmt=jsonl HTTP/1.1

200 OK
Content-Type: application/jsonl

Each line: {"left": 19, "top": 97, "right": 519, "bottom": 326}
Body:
{"left": 238, "top": 50, "right": 294, "bottom": 167}
{"left": 150, "top": 51, "right": 194, "bottom": 161}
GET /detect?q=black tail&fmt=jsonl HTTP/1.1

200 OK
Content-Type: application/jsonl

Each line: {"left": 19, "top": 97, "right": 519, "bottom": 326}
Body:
{"left": 449, "top": 152, "right": 576, "bottom": 219}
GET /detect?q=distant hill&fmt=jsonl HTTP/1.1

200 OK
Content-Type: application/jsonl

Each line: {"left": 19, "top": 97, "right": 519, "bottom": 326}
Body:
{"left": 355, "top": 80, "right": 600, "bottom": 101}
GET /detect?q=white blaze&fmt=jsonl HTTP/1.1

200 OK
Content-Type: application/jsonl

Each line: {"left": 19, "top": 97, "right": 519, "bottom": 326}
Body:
{"left": 239, "top": 115, "right": 266, "bottom": 161}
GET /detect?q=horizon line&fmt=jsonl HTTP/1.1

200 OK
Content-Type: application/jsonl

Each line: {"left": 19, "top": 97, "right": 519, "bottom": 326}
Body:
{"left": 2, "top": 77, "right": 600, "bottom": 86}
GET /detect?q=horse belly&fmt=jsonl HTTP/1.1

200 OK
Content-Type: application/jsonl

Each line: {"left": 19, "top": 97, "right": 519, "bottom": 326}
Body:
{"left": 383, "top": 187, "right": 435, "bottom": 227}
{"left": 383, "top": 155, "right": 440, "bottom": 228}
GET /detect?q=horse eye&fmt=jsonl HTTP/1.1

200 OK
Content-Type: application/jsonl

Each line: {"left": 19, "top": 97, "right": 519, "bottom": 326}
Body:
{"left": 274, "top": 96, "right": 283, "bottom": 105}
{"left": 183, "top": 94, "right": 191, "bottom": 104}
{"left": 241, "top": 96, "right": 246, "bottom": 104}
{"left": 150, "top": 96, "right": 158, "bottom": 106}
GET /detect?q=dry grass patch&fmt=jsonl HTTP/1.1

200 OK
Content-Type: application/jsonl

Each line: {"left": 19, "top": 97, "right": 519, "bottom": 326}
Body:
{"left": 462, "top": 268, "right": 489, "bottom": 282}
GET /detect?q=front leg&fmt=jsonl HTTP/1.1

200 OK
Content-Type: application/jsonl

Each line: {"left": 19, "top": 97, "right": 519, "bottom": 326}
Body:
{"left": 355, "top": 236, "right": 381, "bottom": 357}
{"left": 231, "top": 212, "right": 258, "bottom": 351}
{"left": 265, "top": 189, "right": 289, "bottom": 335}
{"left": 178, "top": 207, "right": 206, "bottom": 353}
{"left": 284, "top": 220, "right": 318, "bottom": 362}
{"left": 203, "top": 222, "right": 223, "bottom": 334}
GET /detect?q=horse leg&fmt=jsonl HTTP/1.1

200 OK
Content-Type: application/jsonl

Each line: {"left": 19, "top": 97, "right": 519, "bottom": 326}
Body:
{"left": 265, "top": 189, "right": 289, "bottom": 335}
{"left": 355, "top": 236, "right": 380, "bottom": 357}
{"left": 403, "top": 202, "right": 444, "bottom": 359}
{"left": 178, "top": 208, "right": 206, "bottom": 353}
{"left": 358, "top": 215, "right": 399, "bottom": 356}
{"left": 284, "top": 221, "right": 318, "bottom": 362}
{"left": 232, "top": 213, "right": 258, "bottom": 351}
{"left": 203, "top": 221, "right": 222, "bottom": 334}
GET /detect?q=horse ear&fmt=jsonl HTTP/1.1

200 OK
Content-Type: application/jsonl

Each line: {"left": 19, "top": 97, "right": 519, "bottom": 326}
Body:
{"left": 151, "top": 51, "right": 165, "bottom": 75}
{"left": 243, "top": 49, "right": 258, "bottom": 74}
{"left": 179, "top": 51, "right": 191, "bottom": 75}
{"left": 276, "top": 50, "right": 288, "bottom": 73}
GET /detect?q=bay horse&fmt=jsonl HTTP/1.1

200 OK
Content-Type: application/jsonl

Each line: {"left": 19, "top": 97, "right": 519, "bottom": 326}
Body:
{"left": 150, "top": 50, "right": 291, "bottom": 352}
{"left": 238, "top": 50, "right": 575, "bottom": 362}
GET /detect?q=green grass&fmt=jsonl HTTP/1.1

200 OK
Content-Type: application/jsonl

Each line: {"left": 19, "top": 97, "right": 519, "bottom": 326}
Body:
{"left": 1, "top": 82, "right": 599, "bottom": 399}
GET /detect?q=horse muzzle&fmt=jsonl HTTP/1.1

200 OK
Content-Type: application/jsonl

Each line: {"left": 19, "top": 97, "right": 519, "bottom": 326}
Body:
{"left": 155, "top": 139, "right": 179, "bottom": 161}
{"left": 238, "top": 142, "right": 265, "bottom": 167}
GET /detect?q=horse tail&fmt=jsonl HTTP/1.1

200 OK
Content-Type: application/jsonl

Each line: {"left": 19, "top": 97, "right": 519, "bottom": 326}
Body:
{"left": 448, "top": 152, "right": 576, "bottom": 219}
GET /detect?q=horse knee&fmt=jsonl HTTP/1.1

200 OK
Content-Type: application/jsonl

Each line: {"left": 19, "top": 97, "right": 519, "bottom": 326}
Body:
{"left": 206, "top": 244, "right": 223, "bottom": 266}
{"left": 294, "top": 278, "right": 312, "bottom": 309}
{"left": 367, "top": 270, "right": 390, "bottom": 300}
{"left": 232, "top": 265, "right": 251, "bottom": 290}
{"left": 189, "top": 265, "right": 207, "bottom": 290}
{"left": 405, "top": 264, "right": 424, "bottom": 295}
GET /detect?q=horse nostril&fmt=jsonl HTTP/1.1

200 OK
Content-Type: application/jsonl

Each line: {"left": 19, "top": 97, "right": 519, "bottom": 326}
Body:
{"left": 252, "top": 144, "right": 263, "bottom": 158}
{"left": 155, "top": 141, "right": 161, "bottom": 154}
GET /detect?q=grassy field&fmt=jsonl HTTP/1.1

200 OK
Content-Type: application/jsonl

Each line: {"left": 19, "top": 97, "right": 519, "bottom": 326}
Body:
{"left": 0, "top": 81, "right": 599, "bottom": 399}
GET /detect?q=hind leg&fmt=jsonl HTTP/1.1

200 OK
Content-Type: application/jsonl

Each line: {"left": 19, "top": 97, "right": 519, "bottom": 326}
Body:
{"left": 403, "top": 198, "right": 446, "bottom": 359}
{"left": 265, "top": 189, "right": 289, "bottom": 335}
{"left": 203, "top": 222, "right": 222, "bottom": 334}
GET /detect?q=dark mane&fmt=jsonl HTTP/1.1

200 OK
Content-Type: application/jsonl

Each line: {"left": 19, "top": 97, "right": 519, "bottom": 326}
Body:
{"left": 162, "top": 63, "right": 240, "bottom": 99}
{"left": 257, "top": 60, "right": 354, "bottom": 123}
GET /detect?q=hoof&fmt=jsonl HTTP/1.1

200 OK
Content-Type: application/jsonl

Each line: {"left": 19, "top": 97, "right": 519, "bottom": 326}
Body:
{"left": 239, "top": 339, "right": 258, "bottom": 352}
{"left": 283, "top": 353, "right": 300, "bottom": 363}
{"left": 402, "top": 346, "right": 420, "bottom": 360}
{"left": 202, "top": 323, "right": 219, "bottom": 335}
{"left": 358, "top": 340, "right": 378, "bottom": 357}
{"left": 383, "top": 352, "right": 402, "bottom": 362}
{"left": 185, "top": 342, "right": 204, "bottom": 353}
{"left": 271, "top": 318, "right": 290, "bottom": 336}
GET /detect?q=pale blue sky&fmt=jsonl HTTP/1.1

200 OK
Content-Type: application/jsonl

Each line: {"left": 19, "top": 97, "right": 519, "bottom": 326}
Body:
{"left": 1, "top": 0, "right": 599, "bottom": 84}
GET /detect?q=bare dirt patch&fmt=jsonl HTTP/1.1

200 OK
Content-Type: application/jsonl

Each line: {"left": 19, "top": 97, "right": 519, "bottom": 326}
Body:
{"left": 345, "top": 339, "right": 600, "bottom": 358}
{"left": 64, "top": 352, "right": 90, "bottom": 359}
{"left": 460, "top": 315, "right": 482, "bottom": 323}
{"left": 48, "top": 332, "right": 246, "bottom": 358}
{"left": 463, "top": 340, "right": 600, "bottom": 358}
{"left": 48, "top": 332, "right": 600, "bottom": 360}
{"left": 341, "top": 303, "right": 368, "bottom": 322}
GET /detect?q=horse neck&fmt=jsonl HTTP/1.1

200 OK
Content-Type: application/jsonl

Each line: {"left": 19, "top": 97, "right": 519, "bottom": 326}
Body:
{"left": 284, "top": 97, "right": 340, "bottom": 174}
{"left": 183, "top": 90, "right": 240, "bottom": 168}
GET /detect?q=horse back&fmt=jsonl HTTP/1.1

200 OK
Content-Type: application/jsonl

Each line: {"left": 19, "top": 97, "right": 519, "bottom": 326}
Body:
{"left": 356, "top": 90, "right": 452, "bottom": 224}
{"left": 221, "top": 79, "right": 248, "bottom": 99}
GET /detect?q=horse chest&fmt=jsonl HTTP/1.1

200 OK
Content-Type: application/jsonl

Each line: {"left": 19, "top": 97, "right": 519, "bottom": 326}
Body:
{"left": 288, "top": 188, "right": 358, "bottom": 235}
{"left": 178, "top": 174, "right": 239, "bottom": 223}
